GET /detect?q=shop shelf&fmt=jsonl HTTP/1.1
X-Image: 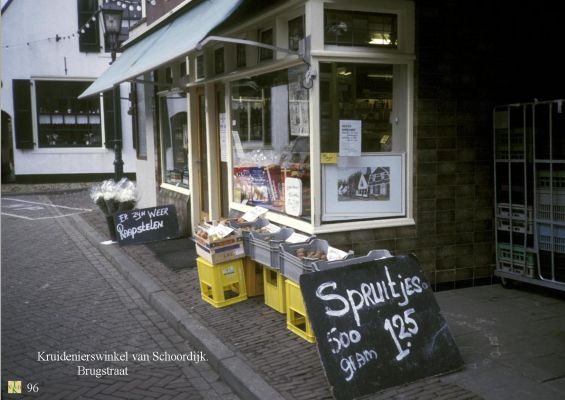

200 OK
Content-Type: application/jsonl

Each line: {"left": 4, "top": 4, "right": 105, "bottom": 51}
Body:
{"left": 285, "top": 280, "right": 315, "bottom": 343}
{"left": 248, "top": 227, "right": 294, "bottom": 270}
{"left": 196, "top": 257, "right": 247, "bottom": 308}
{"left": 263, "top": 266, "right": 286, "bottom": 313}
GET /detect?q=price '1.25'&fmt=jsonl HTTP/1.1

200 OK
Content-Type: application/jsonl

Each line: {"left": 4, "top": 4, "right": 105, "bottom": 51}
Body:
{"left": 383, "top": 308, "right": 418, "bottom": 361}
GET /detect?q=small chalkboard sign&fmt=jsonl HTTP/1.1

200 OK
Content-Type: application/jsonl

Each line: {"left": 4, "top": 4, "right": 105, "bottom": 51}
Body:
{"left": 113, "top": 205, "right": 179, "bottom": 246}
{"left": 299, "top": 255, "right": 463, "bottom": 400}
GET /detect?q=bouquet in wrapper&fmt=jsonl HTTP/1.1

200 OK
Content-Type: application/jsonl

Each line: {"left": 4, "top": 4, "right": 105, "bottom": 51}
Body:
{"left": 90, "top": 178, "right": 138, "bottom": 216}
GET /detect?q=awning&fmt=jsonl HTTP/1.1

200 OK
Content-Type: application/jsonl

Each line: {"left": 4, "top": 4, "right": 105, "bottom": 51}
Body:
{"left": 79, "top": 0, "right": 242, "bottom": 98}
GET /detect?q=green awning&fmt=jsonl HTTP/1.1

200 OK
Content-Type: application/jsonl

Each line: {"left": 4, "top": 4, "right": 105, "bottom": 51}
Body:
{"left": 79, "top": 0, "right": 242, "bottom": 98}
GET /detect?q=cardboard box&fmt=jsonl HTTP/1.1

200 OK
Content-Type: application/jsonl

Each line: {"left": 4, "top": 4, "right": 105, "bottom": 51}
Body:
{"left": 193, "top": 228, "right": 245, "bottom": 264}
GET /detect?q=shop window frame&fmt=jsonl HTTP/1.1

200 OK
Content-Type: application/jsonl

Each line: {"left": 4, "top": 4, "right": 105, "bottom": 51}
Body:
{"left": 158, "top": 90, "right": 190, "bottom": 192}
{"left": 221, "top": 0, "right": 415, "bottom": 233}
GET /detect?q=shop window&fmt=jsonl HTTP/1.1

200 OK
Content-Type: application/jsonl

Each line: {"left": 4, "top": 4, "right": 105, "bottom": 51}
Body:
{"left": 324, "top": 10, "right": 397, "bottom": 48}
{"left": 35, "top": 80, "right": 103, "bottom": 148}
{"left": 214, "top": 47, "right": 225, "bottom": 75}
{"left": 160, "top": 93, "right": 188, "bottom": 187}
{"left": 236, "top": 43, "right": 246, "bottom": 68}
{"left": 258, "top": 28, "right": 274, "bottom": 61}
{"left": 288, "top": 15, "right": 304, "bottom": 52}
{"left": 320, "top": 63, "right": 393, "bottom": 153}
{"left": 231, "top": 65, "right": 310, "bottom": 220}
{"left": 319, "top": 62, "right": 407, "bottom": 222}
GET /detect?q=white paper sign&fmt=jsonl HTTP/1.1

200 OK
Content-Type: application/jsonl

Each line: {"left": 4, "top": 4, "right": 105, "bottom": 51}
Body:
{"left": 326, "top": 246, "right": 349, "bottom": 261}
{"left": 285, "top": 177, "right": 302, "bottom": 217}
{"left": 219, "top": 113, "right": 227, "bottom": 162}
{"left": 262, "top": 223, "right": 281, "bottom": 233}
{"left": 232, "top": 131, "right": 245, "bottom": 162}
{"left": 242, "top": 206, "right": 269, "bottom": 222}
{"left": 339, "top": 120, "right": 362, "bottom": 157}
{"left": 285, "top": 232, "right": 311, "bottom": 243}
{"left": 208, "top": 224, "right": 234, "bottom": 238}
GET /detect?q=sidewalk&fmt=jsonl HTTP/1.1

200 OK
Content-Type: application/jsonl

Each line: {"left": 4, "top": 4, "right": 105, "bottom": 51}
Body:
{"left": 5, "top": 185, "right": 565, "bottom": 400}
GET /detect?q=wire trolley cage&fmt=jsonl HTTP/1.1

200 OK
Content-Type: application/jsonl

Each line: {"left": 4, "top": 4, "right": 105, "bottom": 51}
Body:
{"left": 493, "top": 99, "right": 565, "bottom": 291}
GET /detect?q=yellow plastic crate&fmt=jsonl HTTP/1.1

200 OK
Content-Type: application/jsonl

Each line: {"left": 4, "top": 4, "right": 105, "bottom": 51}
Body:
{"left": 196, "top": 257, "right": 247, "bottom": 308}
{"left": 263, "top": 266, "right": 286, "bottom": 313}
{"left": 285, "top": 280, "right": 315, "bottom": 343}
{"left": 243, "top": 258, "right": 264, "bottom": 297}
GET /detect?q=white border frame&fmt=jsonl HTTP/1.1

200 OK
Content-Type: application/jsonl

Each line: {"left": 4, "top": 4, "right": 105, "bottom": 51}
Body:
{"left": 322, "top": 152, "right": 405, "bottom": 221}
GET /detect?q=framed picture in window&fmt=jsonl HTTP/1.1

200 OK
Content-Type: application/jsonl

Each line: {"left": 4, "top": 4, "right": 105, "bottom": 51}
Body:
{"left": 322, "top": 153, "right": 405, "bottom": 221}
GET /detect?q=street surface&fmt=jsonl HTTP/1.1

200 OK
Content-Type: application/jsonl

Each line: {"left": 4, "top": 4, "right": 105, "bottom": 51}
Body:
{"left": 1, "top": 194, "right": 239, "bottom": 400}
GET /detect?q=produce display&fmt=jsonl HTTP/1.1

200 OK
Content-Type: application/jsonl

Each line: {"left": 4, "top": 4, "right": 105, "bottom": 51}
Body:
{"left": 295, "top": 248, "right": 327, "bottom": 261}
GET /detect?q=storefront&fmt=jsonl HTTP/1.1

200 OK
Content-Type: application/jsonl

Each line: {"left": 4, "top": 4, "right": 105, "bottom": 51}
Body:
{"left": 82, "top": 0, "right": 503, "bottom": 287}
{"left": 156, "top": 0, "right": 415, "bottom": 236}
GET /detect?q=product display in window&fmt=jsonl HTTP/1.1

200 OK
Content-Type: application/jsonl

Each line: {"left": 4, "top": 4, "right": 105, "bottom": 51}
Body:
{"left": 36, "top": 80, "right": 102, "bottom": 147}
{"left": 320, "top": 62, "right": 393, "bottom": 153}
{"left": 231, "top": 66, "right": 311, "bottom": 220}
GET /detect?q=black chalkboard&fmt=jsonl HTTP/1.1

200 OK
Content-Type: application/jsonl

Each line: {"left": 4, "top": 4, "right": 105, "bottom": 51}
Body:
{"left": 113, "top": 205, "right": 179, "bottom": 246}
{"left": 299, "top": 255, "right": 463, "bottom": 400}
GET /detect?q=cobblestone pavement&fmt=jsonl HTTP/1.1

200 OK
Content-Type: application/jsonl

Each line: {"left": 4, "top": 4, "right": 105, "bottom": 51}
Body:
{"left": 1, "top": 193, "right": 240, "bottom": 400}
{"left": 4, "top": 185, "right": 564, "bottom": 400}
{"left": 37, "top": 187, "right": 481, "bottom": 400}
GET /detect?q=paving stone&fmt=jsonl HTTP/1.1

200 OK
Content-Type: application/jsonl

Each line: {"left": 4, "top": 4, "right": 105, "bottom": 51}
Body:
{"left": 1, "top": 193, "right": 238, "bottom": 400}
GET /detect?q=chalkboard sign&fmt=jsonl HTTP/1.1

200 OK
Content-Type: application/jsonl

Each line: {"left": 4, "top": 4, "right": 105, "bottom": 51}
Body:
{"left": 113, "top": 205, "right": 179, "bottom": 246}
{"left": 299, "top": 255, "right": 463, "bottom": 400}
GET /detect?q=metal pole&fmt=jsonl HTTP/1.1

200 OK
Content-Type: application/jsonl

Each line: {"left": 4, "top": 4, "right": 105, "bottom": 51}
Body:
{"left": 113, "top": 86, "right": 123, "bottom": 182}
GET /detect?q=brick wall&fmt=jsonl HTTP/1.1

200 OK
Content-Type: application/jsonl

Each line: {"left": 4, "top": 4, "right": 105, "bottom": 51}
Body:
{"left": 320, "top": 1, "right": 499, "bottom": 289}
{"left": 157, "top": 189, "right": 191, "bottom": 237}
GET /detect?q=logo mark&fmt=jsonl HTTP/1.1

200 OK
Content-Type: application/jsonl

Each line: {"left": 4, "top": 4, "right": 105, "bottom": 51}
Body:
{"left": 8, "top": 380, "right": 22, "bottom": 394}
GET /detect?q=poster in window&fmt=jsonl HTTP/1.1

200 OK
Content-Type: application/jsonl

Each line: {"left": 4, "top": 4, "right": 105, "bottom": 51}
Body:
{"left": 288, "top": 68, "right": 309, "bottom": 137}
{"left": 219, "top": 113, "right": 227, "bottom": 162}
{"left": 339, "top": 120, "right": 362, "bottom": 156}
{"left": 322, "top": 153, "right": 405, "bottom": 221}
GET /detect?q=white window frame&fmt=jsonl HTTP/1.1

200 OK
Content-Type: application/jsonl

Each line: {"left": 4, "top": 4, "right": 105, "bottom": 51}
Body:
{"left": 30, "top": 77, "right": 109, "bottom": 153}
{"left": 157, "top": 89, "right": 191, "bottom": 196}
{"left": 220, "top": 0, "right": 415, "bottom": 234}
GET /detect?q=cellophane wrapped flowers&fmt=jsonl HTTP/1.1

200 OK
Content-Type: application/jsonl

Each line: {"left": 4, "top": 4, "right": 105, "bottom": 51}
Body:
{"left": 90, "top": 178, "right": 138, "bottom": 216}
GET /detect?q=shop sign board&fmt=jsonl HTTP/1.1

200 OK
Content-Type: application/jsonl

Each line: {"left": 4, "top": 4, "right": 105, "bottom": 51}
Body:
{"left": 299, "top": 255, "right": 463, "bottom": 400}
{"left": 113, "top": 205, "right": 179, "bottom": 246}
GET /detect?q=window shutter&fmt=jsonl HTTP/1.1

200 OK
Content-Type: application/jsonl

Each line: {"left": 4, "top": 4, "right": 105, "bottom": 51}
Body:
{"left": 12, "top": 79, "right": 34, "bottom": 149}
{"left": 78, "top": 0, "right": 100, "bottom": 53}
{"left": 103, "top": 87, "right": 121, "bottom": 149}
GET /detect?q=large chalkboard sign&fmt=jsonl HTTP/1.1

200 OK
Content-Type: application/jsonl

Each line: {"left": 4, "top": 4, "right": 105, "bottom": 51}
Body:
{"left": 113, "top": 205, "right": 179, "bottom": 246}
{"left": 299, "top": 255, "right": 463, "bottom": 400}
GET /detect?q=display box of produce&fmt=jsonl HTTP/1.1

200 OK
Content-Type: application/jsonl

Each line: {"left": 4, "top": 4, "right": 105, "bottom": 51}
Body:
{"left": 249, "top": 227, "right": 295, "bottom": 269}
{"left": 193, "top": 223, "right": 245, "bottom": 264}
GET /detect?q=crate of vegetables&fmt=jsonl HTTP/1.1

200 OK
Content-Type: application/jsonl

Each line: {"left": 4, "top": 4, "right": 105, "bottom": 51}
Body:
{"left": 193, "top": 222, "right": 244, "bottom": 264}
{"left": 279, "top": 239, "right": 353, "bottom": 283}
{"left": 312, "top": 249, "right": 391, "bottom": 272}
{"left": 227, "top": 217, "right": 270, "bottom": 256}
{"left": 249, "top": 227, "right": 295, "bottom": 269}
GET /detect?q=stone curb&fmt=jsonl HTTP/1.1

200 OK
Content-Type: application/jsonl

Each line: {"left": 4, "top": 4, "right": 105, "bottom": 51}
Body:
{"left": 69, "top": 213, "right": 286, "bottom": 400}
